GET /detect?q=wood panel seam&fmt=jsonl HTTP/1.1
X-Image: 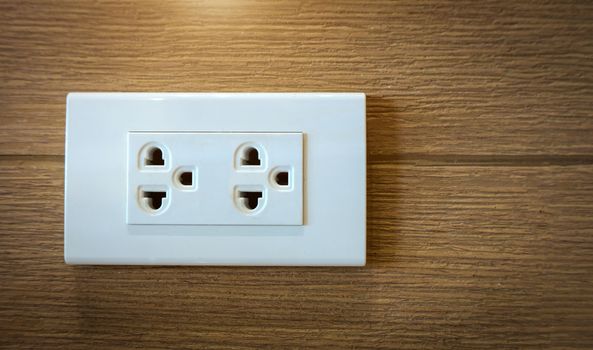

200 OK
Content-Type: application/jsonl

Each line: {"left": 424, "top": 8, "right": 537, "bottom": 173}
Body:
{"left": 2, "top": 154, "right": 593, "bottom": 167}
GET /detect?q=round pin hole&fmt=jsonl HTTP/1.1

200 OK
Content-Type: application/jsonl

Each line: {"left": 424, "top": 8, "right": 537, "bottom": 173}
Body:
{"left": 270, "top": 168, "right": 291, "bottom": 188}
{"left": 275, "top": 171, "right": 289, "bottom": 186}
{"left": 179, "top": 171, "right": 193, "bottom": 186}
{"left": 173, "top": 167, "right": 196, "bottom": 189}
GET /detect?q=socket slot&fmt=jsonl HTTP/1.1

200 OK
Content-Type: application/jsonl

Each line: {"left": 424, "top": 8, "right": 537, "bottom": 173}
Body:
{"left": 139, "top": 187, "right": 169, "bottom": 213}
{"left": 235, "top": 143, "right": 266, "bottom": 170}
{"left": 234, "top": 186, "right": 265, "bottom": 214}
{"left": 139, "top": 143, "right": 169, "bottom": 170}
{"left": 240, "top": 191, "right": 262, "bottom": 210}
{"left": 146, "top": 147, "right": 164, "bottom": 166}
{"left": 242, "top": 147, "right": 260, "bottom": 166}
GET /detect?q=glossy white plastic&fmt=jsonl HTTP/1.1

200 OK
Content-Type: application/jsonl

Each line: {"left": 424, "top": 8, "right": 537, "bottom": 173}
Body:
{"left": 65, "top": 93, "right": 366, "bottom": 265}
{"left": 127, "top": 132, "right": 303, "bottom": 225}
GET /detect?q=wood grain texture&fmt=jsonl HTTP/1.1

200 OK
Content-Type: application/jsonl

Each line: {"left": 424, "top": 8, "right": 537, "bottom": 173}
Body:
{"left": 1, "top": 0, "right": 593, "bottom": 156}
{"left": 1, "top": 159, "right": 593, "bottom": 349}
{"left": 1, "top": 0, "right": 593, "bottom": 349}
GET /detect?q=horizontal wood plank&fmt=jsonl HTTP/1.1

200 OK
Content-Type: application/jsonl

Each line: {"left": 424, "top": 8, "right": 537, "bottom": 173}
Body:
{"left": 1, "top": 1, "right": 593, "bottom": 156}
{"left": 2, "top": 0, "right": 593, "bottom": 348}
{"left": 1, "top": 158, "right": 591, "bottom": 349}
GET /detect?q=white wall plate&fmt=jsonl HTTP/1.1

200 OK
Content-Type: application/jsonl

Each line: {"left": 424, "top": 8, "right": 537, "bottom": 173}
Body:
{"left": 65, "top": 93, "right": 366, "bottom": 265}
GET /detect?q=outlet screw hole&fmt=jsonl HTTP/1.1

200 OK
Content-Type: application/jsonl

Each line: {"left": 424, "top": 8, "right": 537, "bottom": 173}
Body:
{"left": 239, "top": 191, "right": 263, "bottom": 210}
{"left": 145, "top": 147, "right": 165, "bottom": 166}
{"left": 143, "top": 191, "right": 166, "bottom": 210}
{"left": 241, "top": 147, "right": 261, "bottom": 166}
{"left": 179, "top": 172, "right": 193, "bottom": 186}
{"left": 275, "top": 171, "right": 289, "bottom": 186}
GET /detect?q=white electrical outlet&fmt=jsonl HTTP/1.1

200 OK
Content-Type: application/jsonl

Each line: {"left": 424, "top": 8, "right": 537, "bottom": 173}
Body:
{"left": 127, "top": 132, "right": 303, "bottom": 225}
{"left": 65, "top": 93, "right": 366, "bottom": 266}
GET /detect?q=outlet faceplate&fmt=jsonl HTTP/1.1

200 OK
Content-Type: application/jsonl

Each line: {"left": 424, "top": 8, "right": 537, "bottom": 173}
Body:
{"left": 128, "top": 132, "right": 303, "bottom": 225}
{"left": 65, "top": 93, "right": 366, "bottom": 266}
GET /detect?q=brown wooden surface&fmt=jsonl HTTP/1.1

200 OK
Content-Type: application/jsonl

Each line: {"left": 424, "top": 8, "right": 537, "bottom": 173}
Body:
{"left": 1, "top": 1, "right": 593, "bottom": 349}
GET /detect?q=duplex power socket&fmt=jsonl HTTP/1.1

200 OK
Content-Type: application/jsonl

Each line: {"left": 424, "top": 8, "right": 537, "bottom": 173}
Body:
{"left": 65, "top": 93, "right": 366, "bottom": 266}
{"left": 128, "top": 132, "right": 303, "bottom": 225}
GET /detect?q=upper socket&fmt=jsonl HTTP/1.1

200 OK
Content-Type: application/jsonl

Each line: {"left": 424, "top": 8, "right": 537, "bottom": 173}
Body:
{"left": 235, "top": 143, "right": 266, "bottom": 171}
{"left": 139, "top": 142, "right": 169, "bottom": 170}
